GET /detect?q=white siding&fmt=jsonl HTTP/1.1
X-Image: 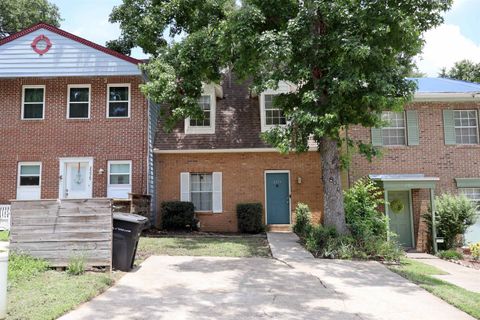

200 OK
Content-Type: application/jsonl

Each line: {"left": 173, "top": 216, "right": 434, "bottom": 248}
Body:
{"left": 0, "top": 28, "right": 141, "bottom": 77}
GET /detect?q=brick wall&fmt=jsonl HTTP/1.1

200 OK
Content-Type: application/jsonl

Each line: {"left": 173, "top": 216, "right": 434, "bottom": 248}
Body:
{"left": 0, "top": 76, "right": 148, "bottom": 202}
{"left": 348, "top": 101, "right": 480, "bottom": 192}
{"left": 155, "top": 152, "right": 323, "bottom": 232}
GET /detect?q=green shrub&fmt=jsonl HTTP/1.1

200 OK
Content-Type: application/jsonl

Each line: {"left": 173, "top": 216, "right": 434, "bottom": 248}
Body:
{"left": 344, "top": 178, "right": 388, "bottom": 241}
{"left": 160, "top": 201, "right": 197, "bottom": 231}
{"left": 237, "top": 203, "right": 264, "bottom": 233}
{"left": 293, "top": 203, "right": 312, "bottom": 237}
{"left": 438, "top": 249, "right": 464, "bottom": 261}
{"left": 304, "top": 224, "right": 338, "bottom": 255}
{"left": 424, "top": 194, "right": 478, "bottom": 249}
{"left": 67, "top": 255, "right": 86, "bottom": 275}
{"left": 470, "top": 242, "right": 480, "bottom": 260}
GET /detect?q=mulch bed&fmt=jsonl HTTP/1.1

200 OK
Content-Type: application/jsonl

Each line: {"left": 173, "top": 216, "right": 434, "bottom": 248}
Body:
{"left": 142, "top": 228, "right": 267, "bottom": 238}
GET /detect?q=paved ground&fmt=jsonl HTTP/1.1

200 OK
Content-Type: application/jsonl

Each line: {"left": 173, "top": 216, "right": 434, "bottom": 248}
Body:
{"left": 60, "top": 233, "right": 473, "bottom": 320}
{"left": 407, "top": 252, "right": 480, "bottom": 293}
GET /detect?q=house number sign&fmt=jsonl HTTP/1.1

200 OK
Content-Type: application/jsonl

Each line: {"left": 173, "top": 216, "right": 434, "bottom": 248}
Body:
{"left": 31, "top": 35, "right": 52, "bottom": 55}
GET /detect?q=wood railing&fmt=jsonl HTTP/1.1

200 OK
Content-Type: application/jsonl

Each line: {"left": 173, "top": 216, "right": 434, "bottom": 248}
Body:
{"left": 0, "top": 205, "right": 10, "bottom": 231}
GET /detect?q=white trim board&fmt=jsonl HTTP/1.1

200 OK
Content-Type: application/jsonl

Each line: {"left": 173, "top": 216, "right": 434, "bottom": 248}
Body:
{"left": 154, "top": 147, "right": 316, "bottom": 154}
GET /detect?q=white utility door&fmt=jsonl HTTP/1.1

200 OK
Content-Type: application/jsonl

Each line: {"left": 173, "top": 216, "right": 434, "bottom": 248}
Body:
{"left": 62, "top": 161, "right": 92, "bottom": 199}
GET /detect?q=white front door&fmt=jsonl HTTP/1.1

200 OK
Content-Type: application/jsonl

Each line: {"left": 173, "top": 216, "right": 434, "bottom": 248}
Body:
{"left": 59, "top": 158, "right": 93, "bottom": 199}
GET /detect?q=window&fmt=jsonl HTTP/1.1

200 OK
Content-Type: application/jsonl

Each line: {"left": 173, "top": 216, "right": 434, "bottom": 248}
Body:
{"left": 190, "top": 96, "right": 212, "bottom": 127}
{"left": 17, "top": 162, "right": 41, "bottom": 200}
{"left": 68, "top": 85, "right": 90, "bottom": 119}
{"left": 107, "top": 161, "right": 132, "bottom": 198}
{"left": 22, "top": 85, "right": 45, "bottom": 119}
{"left": 454, "top": 110, "right": 478, "bottom": 144}
{"left": 190, "top": 173, "right": 213, "bottom": 211}
{"left": 107, "top": 84, "right": 130, "bottom": 118}
{"left": 381, "top": 111, "right": 406, "bottom": 146}
{"left": 460, "top": 188, "right": 480, "bottom": 211}
{"left": 264, "top": 94, "right": 286, "bottom": 126}
{"left": 185, "top": 95, "right": 216, "bottom": 134}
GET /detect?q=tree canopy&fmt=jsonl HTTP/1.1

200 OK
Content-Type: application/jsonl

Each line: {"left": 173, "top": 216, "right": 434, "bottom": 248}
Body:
{"left": 111, "top": 0, "right": 451, "bottom": 233}
{"left": 440, "top": 59, "right": 480, "bottom": 83}
{"left": 0, "top": 0, "right": 61, "bottom": 39}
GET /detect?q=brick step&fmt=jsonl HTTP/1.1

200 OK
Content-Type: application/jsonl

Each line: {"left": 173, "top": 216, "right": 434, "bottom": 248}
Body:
{"left": 267, "top": 224, "right": 292, "bottom": 232}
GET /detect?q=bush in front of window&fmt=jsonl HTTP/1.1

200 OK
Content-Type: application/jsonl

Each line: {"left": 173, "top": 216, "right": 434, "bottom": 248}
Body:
{"left": 160, "top": 201, "right": 197, "bottom": 231}
{"left": 236, "top": 203, "right": 264, "bottom": 234}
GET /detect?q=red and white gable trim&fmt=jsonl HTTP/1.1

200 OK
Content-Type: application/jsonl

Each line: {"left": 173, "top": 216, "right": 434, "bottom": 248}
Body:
{"left": 0, "top": 23, "right": 142, "bottom": 78}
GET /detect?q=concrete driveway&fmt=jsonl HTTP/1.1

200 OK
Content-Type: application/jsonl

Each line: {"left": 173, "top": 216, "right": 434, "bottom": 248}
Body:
{"left": 60, "top": 234, "right": 473, "bottom": 320}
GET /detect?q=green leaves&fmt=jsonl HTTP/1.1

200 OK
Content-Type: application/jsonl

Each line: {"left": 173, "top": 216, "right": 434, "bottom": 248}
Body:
{"left": 0, "top": 0, "right": 61, "bottom": 38}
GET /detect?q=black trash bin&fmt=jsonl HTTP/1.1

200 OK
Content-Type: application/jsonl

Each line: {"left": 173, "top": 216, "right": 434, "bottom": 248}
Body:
{"left": 112, "top": 212, "right": 149, "bottom": 271}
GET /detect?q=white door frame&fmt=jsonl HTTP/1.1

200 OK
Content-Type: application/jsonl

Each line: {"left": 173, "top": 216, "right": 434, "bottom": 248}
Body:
{"left": 264, "top": 170, "right": 292, "bottom": 225}
{"left": 58, "top": 157, "right": 94, "bottom": 199}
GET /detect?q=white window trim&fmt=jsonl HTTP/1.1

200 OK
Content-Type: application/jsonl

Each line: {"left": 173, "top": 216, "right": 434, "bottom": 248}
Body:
{"left": 67, "top": 84, "right": 91, "bottom": 119}
{"left": 185, "top": 93, "right": 216, "bottom": 134}
{"left": 106, "top": 83, "right": 131, "bottom": 118}
{"left": 381, "top": 111, "right": 407, "bottom": 146}
{"left": 454, "top": 109, "right": 479, "bottom": 145}
{"left": 108, "top": 160, "right": 132, "bottom": 186}
{"left": 21, "top": 85, "right": 45, "bottom": 120}
{"left": 260, "top": 88, "right": 289, "bottom": 133}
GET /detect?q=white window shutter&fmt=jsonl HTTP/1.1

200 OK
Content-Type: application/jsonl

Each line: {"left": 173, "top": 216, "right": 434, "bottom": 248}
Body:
{"left": 180, "top": 172, "right": 190, "bottom": 201}
{"left": 212, "top": 172, "right": 223, "bottom": 213}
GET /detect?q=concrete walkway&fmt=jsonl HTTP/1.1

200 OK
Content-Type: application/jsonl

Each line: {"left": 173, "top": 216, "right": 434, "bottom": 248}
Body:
{"left": 267, "top": 232, "right": 474, "bottom": 320}
{"left": 407, "top": 252, "right": 480, "bottom": 293}
{"left": 61, "top": 233, "right": 474, "bottom": 320}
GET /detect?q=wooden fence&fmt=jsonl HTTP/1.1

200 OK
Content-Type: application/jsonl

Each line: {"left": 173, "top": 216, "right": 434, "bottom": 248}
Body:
{"left": 0, "top": 205, "right": 10, "bottom": 231}
{"left": 9, "top": 199, "right": 112, "bottom": 268}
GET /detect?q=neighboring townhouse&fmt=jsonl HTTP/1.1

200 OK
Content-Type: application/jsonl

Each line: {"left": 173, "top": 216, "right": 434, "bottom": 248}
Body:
{"left": 348, "top": 77, "right": 480, "bottom": 251}
{"left": 0, "top": 23, "right": 156, "bottom": 206}
{"left": 154, "top": 77, "right": 323, "bottom": 232}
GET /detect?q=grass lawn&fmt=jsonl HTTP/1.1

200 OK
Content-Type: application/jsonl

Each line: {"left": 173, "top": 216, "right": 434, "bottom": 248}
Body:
{"left": 0, "top": 230, "right": 8, "bottom": 241}
{"left": 136, "top": 235, "right": 271, "bottom": 262}
{"left": 7, "top": 253, "right": 117, "bottom": 320}
{"left": 389, "top": 258, "right": 480, "bottom": 319}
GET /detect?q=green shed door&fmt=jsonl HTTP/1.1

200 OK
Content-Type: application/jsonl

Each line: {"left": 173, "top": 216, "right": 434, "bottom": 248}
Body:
{"left": 388, "top": 191, "right": 413, "bottom": 248}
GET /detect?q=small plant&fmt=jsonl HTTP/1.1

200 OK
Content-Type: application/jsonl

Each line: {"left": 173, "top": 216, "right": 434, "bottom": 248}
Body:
{"left": 437, "top": 249, "right": 463, "bottom": 261}
{"left": 293, "top": 203, "right": 312, "bottom": 237}
{"left": 469, "top": 242, "right": 480, "bottom": 260}
{"left": 237, "top": 203, "right": 264, "bottom": 233}
{"left": 304, "top": 224, "right": 338, "bottom": 255}
{"left": 424, "top": 194, "right": 478, "bottom": 249}
{"left": 67, "top": 255, "right": 86, "bottom": 276}
{"left": 160, "top": 201, "right": 197, "bottom": 231}
{"left": 344, "top": 178, "right": 388, "bottom": 241}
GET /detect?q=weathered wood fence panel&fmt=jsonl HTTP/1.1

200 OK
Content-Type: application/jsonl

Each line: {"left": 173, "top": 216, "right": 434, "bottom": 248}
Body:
{"left": 9, "top": 199, "right": 112, "bottom": 268}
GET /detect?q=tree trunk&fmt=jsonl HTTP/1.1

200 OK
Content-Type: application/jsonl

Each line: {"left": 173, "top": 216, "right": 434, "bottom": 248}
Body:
{"left": 318, "top": 136, "right": 349, "bottom": 234}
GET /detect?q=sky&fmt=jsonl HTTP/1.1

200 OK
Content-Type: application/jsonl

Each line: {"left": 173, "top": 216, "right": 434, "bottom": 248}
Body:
{"left": 51, "top": 0, "right": 479, "bottom": 77}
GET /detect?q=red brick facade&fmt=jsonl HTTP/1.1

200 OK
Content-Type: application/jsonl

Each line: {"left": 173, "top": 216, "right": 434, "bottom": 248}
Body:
{"left": 348, "top": 101, "right": 480, "bottom": 251}
{"left": 155, "top": 152, "right": 323, "bottom": 232}
{"left": 0, "top": 76, "right": 148, "bottom": 203}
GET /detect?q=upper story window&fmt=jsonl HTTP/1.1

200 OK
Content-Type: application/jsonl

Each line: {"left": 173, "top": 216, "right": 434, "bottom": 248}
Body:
{"left": 22, "top": 85, "right": 45, "bottom": 120}
{"left": 185, "top": 94, "right": 216, "bottom": 134}
{"left": 264, "top": 94, "right": 287, "bottom": 126}
{"left": 381, "top": 111, "right": 406, "bottom": 146}
{"left": 454, "top": 110, "right": 478, "bottom": 144}
{"left": 68, "top": 85, "right": 90, "bottom": 119}
{"left": 260, "top": 82, "right": 295, "bottom": 132}
{"left": 107, "top": 84, "right": 130, "bottom": 118}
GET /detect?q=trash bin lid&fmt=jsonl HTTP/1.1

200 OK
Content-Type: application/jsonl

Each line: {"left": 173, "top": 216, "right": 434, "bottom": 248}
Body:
{"left": 113, "top": 212, "right": 149, "bottom": 224}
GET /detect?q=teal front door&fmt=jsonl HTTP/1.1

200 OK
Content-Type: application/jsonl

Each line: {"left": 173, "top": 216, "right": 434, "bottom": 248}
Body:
{"left": 388, "top": 191, "right": 413, "bottom": 248}
{"left": 266, "top": 172, "right": 290, "bottom": 224}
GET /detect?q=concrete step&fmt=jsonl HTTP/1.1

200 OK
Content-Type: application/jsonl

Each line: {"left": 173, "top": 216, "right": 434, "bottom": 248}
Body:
{"left": 267, "top": 224, "right": 292, "bottom": 232}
